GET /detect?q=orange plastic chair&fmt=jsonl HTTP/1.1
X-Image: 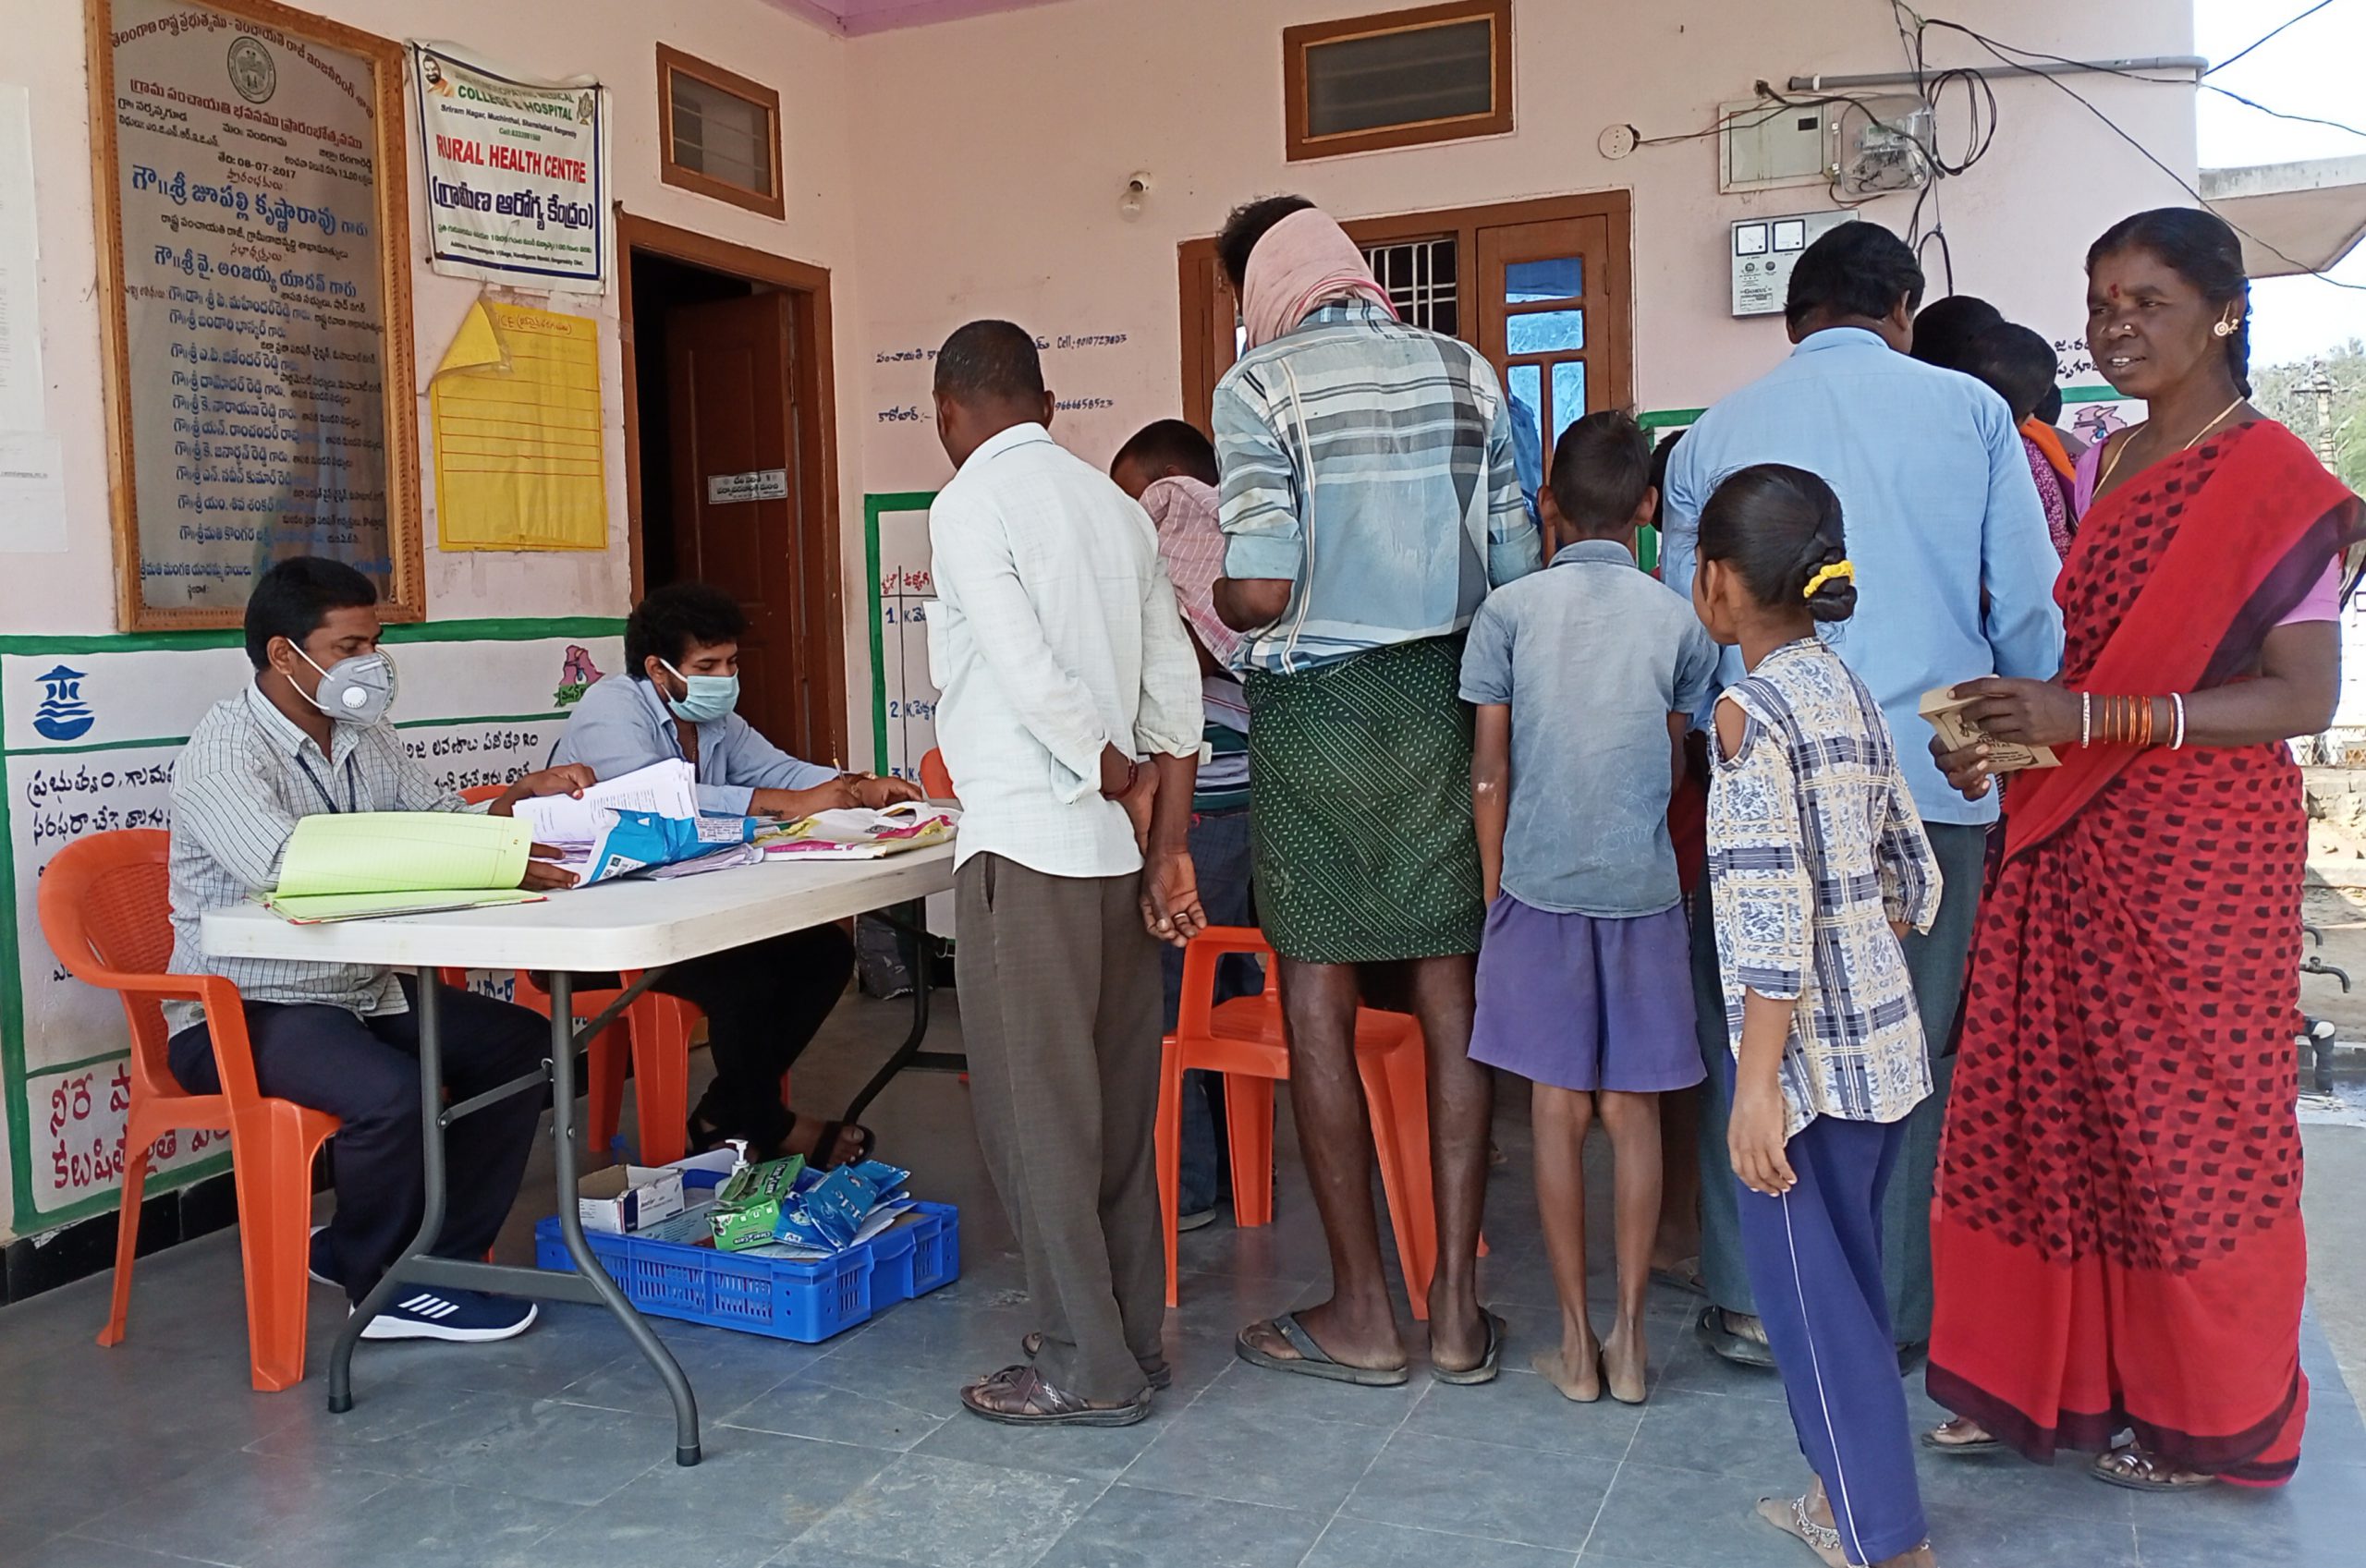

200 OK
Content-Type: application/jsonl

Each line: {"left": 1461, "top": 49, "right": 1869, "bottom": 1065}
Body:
{"left": 1154, "top": 926, "right": 1442, "bottom": 1319}
{"left": 38, "top": 829, "right": 340, "bottom": 1392}
{"left": 920, "top": 748, "right": 957, "bottom": 802}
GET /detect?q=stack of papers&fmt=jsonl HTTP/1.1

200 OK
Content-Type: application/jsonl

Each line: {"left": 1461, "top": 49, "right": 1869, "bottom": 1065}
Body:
{"left": 514, "top": 760, "right": 699, "bottom": 845}
{"left": 757, "top": 802, "right": 959, "bottom": 860}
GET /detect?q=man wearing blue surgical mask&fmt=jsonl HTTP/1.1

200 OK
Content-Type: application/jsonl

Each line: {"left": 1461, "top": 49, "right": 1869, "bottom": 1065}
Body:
{"left": 165, "top": 557, "right": 596, "bottom": 1343}
{"left": 555, "top": 582, "right": 919, "bottom": 1167}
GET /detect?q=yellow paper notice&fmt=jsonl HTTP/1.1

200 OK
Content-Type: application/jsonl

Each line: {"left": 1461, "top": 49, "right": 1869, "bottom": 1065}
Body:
{"left": 431, "top": 300, "right": 606, "bottom": 550}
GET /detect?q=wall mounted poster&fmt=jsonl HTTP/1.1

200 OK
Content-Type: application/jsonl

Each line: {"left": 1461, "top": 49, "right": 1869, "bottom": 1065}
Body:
{"left": 90, "top": 0, "right": 423, "bottom": 629}
{"left": 410, "top": 43, "right": 606, "bottom": 293}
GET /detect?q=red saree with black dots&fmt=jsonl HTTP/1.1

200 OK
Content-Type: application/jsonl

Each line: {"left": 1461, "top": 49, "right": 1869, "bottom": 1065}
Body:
{"left": 1929, "top": 419, "right": 2362, "bottom": 1486}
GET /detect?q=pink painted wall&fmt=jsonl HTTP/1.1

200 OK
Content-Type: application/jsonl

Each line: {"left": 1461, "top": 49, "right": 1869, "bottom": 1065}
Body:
{"left": 839, "top": 0, "right": 2198, "bottom": 496}
{"left": 6, "top": 0, "right": 865, "bottom": 636}
{"left": 7, "top": 0, "right": 2198, "bottom": 767}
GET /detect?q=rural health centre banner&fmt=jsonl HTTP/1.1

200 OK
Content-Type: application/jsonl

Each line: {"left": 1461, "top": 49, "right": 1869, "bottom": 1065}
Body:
{"left": 0, "top": 621, "right": 621, "bottom": 1239}
{"left": 410, "top": 43, "right": 606, "bottom": 293}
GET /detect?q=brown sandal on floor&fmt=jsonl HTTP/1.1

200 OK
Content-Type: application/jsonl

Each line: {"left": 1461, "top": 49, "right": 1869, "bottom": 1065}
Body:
{"left": 959, "top": 1365, "right": 1151, "bottom": 1427}
{"left": 2092, "top": 1443, "right": 2217, "bottom": 1492}
{"left": 1021, "top": 1331, "right": 1172, "bottom": 1391}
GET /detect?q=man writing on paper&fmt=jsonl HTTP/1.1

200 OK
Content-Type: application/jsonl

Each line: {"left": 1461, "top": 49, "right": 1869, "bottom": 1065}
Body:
{"left": 165, "top": 558, "right": 592, "bottom": 1343}
{"left": 554, "top": 582, "right": 921, "bottom": 1168}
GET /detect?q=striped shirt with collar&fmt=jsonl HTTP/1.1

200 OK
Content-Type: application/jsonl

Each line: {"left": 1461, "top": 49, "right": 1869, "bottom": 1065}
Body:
{"left": 1212, "top": 298, "right": 1540, "bottom": 675}
{"left": 164, "top": 683, "right": 477, "bottom": 1033}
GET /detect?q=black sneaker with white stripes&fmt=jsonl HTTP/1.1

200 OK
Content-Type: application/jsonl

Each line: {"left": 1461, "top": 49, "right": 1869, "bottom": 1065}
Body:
{"left": 359, "top": 1288, "right": 539, "bottom": 1343}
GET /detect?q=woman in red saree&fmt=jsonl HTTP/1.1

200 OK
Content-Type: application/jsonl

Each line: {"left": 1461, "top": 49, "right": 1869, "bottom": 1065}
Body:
{"left": 1923, "top": 208, "right": 2360, "bottom": 1491}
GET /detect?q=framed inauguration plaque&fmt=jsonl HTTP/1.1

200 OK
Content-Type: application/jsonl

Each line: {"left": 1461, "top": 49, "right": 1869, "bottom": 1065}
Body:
{"left": 88, "top": 0, "right": 424, "bottom": 628}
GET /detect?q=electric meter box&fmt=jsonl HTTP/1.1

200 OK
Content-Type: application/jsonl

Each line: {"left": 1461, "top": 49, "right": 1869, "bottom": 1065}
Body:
{"left": 1730, "top": 211, "right": 1860, "bottom": 317}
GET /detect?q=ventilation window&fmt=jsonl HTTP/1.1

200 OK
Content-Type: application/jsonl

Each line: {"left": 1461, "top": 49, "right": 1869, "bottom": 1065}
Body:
{"left": 1285, "top": 1, "right": 1513, "bottom": 162}
{"left": 658, "top": 45, "right": 783, "bottom": 218}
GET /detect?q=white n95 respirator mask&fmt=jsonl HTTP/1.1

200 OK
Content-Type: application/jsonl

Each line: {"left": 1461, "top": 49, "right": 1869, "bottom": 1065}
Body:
{"left": 297, "top": 648, "right": 398, "bottom": 725}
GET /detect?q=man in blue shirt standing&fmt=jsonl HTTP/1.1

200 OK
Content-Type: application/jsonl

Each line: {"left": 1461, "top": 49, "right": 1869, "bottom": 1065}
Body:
{"left": 1660, "top": 222, "right": 2063, "bottom": 1364}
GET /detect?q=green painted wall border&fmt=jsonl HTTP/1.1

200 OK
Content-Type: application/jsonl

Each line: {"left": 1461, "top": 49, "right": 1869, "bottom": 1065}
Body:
{"left": 0, "top": 614, "right": 625, "bottom": 1234}
{"left": 862, "top": 492, "right": 940, "bottom": 778}
{"left": 0, "top": 615, "right": 625, "bottom": 658}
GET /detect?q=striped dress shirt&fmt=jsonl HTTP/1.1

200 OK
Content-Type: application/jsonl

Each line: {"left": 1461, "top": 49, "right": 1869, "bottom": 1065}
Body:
{"left": 164, "top": 684, "right": 477, "bottom": 1032}
{"left": 1212, "top": 298, "right": 1540, "bottom": 675}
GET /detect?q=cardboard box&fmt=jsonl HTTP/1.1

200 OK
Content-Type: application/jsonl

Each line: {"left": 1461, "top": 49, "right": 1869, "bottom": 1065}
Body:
{"left": 577, "top": 1164, "right": 687, "bottom": 1235}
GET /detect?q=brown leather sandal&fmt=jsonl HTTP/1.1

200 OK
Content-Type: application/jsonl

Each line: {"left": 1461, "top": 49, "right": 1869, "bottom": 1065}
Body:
{"left": 959, "top": 1364, "right": 1151, "bottom": 1427}
{"left": 1020, "top": 1331, "right": 1172, "bottom": 1391}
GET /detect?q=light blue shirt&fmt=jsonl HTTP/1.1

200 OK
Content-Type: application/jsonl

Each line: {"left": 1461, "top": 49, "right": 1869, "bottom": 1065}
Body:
{"left": 1460, "top": 540, "right": 1721, "bottom": 917}
{"left": 1660, "top": 328, "right": 2065, "bottom": 826}
{"left": 1213, "top": 300, "right": 1541, "bottom": 674}
{"left": 553, "top": 674, "right": 836, "bottom": 817}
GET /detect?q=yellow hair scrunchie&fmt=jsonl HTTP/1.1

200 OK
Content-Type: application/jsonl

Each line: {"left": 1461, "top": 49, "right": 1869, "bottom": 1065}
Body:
{"left": 1801, "top": 559, "right": 1855, "bottom": 600}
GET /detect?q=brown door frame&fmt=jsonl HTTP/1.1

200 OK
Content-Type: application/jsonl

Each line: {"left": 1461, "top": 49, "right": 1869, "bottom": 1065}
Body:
{"left": 1177, "top": 189, "right": 1635, "bottom": 429}
{"left": 614, "top": 208, "right": 849, "bottom": 765}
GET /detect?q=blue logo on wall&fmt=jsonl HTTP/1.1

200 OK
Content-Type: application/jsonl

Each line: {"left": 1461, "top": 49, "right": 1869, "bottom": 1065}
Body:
{"left": 32, "top": 665, "right": 95, "bottom": 742}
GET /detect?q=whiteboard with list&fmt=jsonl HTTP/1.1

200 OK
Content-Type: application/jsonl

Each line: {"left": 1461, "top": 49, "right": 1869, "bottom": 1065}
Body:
{"left": 865, "top": 493, "right": 941, "bottom": 784}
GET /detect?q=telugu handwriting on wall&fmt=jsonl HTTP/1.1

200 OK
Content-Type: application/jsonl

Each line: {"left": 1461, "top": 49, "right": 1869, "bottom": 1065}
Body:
{"left": 111, "top": 0, "right": 397, "bottom": 614}
{"left": 872, "top": 330, "right": 1131, "bottom": 424}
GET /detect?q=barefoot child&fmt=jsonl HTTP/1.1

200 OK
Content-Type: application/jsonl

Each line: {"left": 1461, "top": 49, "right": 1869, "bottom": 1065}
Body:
{"left": 1462, "top": 410, "right": 1718, "bottom": 1404}
{"left": 1692, "top": 464, "right": 1941, "bottom": 1567}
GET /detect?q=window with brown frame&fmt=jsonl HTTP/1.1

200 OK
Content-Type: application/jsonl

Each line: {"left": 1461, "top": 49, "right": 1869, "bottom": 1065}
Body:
{"left": 656, "top": 44, "right": 785, "bottom": 219}
{"left": 1283, "top": 0, "right": 1513, "bottom": 162}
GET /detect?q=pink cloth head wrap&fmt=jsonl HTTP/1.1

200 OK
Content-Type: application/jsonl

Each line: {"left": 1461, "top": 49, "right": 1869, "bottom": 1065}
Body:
{"left": 1239, "top": 207, "right": 1398, "bottom": 350}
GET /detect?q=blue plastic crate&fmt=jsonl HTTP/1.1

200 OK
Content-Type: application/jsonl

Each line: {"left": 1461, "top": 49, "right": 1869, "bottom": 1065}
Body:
{"left": 533, "top": 1198, "right": 960, "bottom": 1343}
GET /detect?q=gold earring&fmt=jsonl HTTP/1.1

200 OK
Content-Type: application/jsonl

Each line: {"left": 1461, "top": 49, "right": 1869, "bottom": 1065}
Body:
{"left": 2213, "top": 320, "right": 2235, "bottom": 337}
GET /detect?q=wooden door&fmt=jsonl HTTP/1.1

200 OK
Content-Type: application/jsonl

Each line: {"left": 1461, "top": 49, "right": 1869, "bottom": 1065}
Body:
{"left": 1475, "top": 213, "right": 1630, "bottom": 476}
{"left": 665, "top": 292, "right": 831, "bottom": 763}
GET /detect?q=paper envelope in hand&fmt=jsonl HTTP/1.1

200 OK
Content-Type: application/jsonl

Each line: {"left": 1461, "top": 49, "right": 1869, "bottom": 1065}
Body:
{"left": 1919, "top": 687, "right": 2060, "bottom": 772}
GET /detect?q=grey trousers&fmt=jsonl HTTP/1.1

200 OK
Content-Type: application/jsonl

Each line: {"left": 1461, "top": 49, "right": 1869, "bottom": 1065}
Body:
{"left": 1693, "top": 820, "right": 1988, "bottom": 1346}
{"left": 956, "top": 853, "right": 1166, "bottom": 1402}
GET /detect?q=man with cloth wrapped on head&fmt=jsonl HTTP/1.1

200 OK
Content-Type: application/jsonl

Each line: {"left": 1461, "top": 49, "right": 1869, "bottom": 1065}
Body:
{"left": 1210, "top": 196, "right": 1540, "bottom": 1387}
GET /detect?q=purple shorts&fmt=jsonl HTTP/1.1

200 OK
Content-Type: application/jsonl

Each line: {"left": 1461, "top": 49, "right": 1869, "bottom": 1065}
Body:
{"left": 1469, "top": 896, "right": 1704, "bottom": 1094}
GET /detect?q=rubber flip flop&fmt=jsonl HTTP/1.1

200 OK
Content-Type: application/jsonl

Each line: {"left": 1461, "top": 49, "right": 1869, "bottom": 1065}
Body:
{"left": 1234, "top": 1312, "right": 1409, "bottom": 1387}
{"left": 1695, "top": 1304, "right": 1777, "bottom": 1369}
{"left": 1920, "top": 1425, "right": 2003, "bottom": 1455}
{"left": 1650, "top": 1258, "right": 1706, "bottom": 1297}
{"left": 1432, "top": 1312, "right": 1507, "bottom": 1386}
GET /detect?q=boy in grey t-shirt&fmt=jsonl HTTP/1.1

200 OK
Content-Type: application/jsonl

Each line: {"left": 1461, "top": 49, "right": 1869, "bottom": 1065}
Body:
{"left": 1460, "top": 409, "right": 1719, "bottom": 1404}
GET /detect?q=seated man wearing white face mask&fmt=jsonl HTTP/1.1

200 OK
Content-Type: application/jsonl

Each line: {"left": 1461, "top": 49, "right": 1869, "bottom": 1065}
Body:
{"left": 555, "top": 581, "right": 920, "bottom": 1167}
{"left": 166, "top": 557, "right": 594, "bottom": 1343}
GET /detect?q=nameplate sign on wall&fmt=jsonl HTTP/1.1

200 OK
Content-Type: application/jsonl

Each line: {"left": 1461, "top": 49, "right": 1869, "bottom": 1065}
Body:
{"left": 706, "top": 468, "right": 789, "bottom": 504}
{"left": 91, "top": 0, "right": 424, "bottom": 629}
{"left": 410, "top": 42, "right": 607, "bottom": 294}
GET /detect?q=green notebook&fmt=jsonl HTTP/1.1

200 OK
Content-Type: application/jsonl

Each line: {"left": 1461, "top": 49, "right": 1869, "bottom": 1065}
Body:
{"left": 265, "top": 812, "right": 538, "bottom": 922}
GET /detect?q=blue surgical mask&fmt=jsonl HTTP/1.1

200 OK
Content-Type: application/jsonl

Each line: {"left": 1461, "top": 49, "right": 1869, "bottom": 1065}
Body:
{"left": 660, "top": 659, "right": 740, "bottom": 723}
{"left": 297, "top": 648, "right": 397, "bottom": 725}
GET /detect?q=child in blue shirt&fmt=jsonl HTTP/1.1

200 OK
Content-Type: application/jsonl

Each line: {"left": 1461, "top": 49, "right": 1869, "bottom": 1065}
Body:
{"left": 1462, "top": 410, "right": 1719, "bottom": 1405}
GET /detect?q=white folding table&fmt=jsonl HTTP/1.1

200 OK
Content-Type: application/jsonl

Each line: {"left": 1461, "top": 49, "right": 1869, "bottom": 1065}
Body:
{"left": 201, "top": 841, "right": 958, "bottom": 1466}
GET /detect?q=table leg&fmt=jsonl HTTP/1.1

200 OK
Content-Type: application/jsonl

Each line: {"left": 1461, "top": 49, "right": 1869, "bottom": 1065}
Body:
{"left": 547, "top": 970, "right": 702, "bottom": 1466}
{"left": 328, "top": 969, "right": 457, "bottom": 1414}
{"left": 841, "top": 900, "right": 963, "bottom": 1126}
{"left": 324, "top": 971, "right": 702, "bottom": 1467}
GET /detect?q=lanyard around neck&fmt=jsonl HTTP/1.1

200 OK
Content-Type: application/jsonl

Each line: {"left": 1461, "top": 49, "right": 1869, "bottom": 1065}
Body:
{"left": 294, "top": 749, "right": 359, "bottom": 815}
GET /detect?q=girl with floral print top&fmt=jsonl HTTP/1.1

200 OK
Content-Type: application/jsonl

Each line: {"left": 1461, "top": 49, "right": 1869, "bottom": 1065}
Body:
{"left": 1692, "top": 463, "right": 1943, "bottom": 1568}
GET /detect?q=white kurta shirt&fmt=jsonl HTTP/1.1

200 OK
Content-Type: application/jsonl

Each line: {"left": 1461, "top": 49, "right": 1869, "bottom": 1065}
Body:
{"left": 927, "top": 423, "right": 1202, "bottom": 879}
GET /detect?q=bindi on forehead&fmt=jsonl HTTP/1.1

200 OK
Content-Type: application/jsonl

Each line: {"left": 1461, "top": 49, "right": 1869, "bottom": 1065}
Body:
{"left": 2107, "top": 283, "right": 2122, "bottom": 298}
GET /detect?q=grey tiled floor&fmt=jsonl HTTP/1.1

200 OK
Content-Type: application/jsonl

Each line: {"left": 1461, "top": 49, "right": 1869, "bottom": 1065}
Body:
{"left": 5, "top": 994, "right": 2365, "bottom": 1568}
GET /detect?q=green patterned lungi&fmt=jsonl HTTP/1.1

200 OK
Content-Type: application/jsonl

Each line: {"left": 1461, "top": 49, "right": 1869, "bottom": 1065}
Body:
{"left": 1243, "top": 636, "right": 1484, "bottom": 964}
